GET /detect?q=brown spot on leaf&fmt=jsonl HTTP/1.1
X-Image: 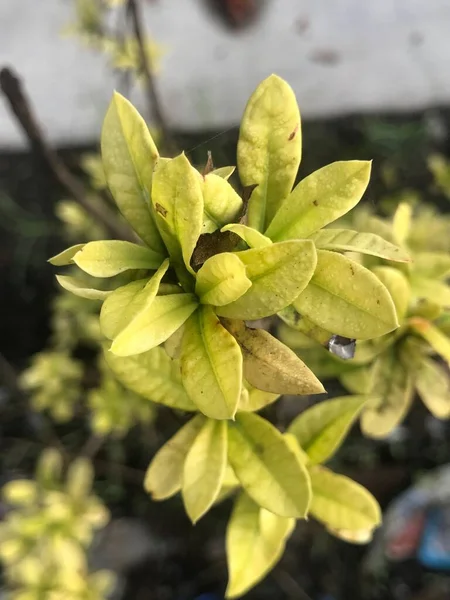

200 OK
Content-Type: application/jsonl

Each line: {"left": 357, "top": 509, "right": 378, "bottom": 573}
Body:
{"left": 288, "top": 124, "right": 299, "bottom": 141}
{"left": 350, "top": 265, "right": 355, "bottom": 275}
{"left": 377, "top": 299, "right": 380, "bottom": 305}
{"left": 155, "top": 203, "right": 167, "bottom": 217}
{"left": 313, "top": 200, "right": 319, "bottom": 206}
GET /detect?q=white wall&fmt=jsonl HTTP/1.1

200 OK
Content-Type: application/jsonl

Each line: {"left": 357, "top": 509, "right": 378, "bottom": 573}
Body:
{"left": 1, "top": 0, "right": 450, "bottom": 149}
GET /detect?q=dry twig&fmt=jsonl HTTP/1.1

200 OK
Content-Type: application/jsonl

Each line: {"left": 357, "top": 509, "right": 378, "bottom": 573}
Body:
{"left": 0, "top": 66, "right": 132, "bottom": 240}
{"left": 126, "top": 0, "right": 177, "bottom": 154}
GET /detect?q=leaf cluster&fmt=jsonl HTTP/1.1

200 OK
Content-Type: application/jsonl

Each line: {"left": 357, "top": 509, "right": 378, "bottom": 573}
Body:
{"left": 281, "top": 201, "right": 450, "bottom": 438}
{"left": 48, "top": 74, "right": 403, "bottom": 595}
{"left": 0, "top": 450, "right": 113, "bottom": 600}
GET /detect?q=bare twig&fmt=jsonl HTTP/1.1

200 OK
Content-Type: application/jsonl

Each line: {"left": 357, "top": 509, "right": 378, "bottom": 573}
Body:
{"left": 80, "top": 433, "right": 106, "bottom": 459}
{"left": 0, "top": 67, "right": 131, "bottom": 240}
{"left": 126, "top": 0, "right": 177, "bottom": 154}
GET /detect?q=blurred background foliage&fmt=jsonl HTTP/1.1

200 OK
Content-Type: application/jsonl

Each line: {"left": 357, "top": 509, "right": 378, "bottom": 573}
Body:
{"left": 2, "top": 1, "right": 450, "bottom": 600}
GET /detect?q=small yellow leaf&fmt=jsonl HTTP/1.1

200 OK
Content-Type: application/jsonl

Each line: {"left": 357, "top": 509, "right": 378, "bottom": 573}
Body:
{"left": 410, "top": 277, "right": 450, "bottom": 308}
{"left": 100, "top": 259, "right": 169, "bottom": 339}
{"left": 202, "top": 173, "right": 243, "bottom": 233}
{"left": 48, "top": 243, "right": 85, "bottom": 266}
{"left": 226, "top": 492, "right": 295, "bottom": 598}
{"left": 152, "top": 153, "right": 203, "bottom": 274}
{"left": 73, "top": 240, "right": 163, "bottom": 277}
{"left": 416, "top": 357, "right": 450, "bottom": 419}
{"left": 217, "top": 240, "right": 317, "bottom": 320}
{"left": 410, "top": 317, "right": 450, "bottom": 364}
{"left": 238, "top": 74, "right": 302, "bottom": 232}
{"left": 110, "top": 294, "right": 198, "bottom": 356}
{"left": 361, "top": 349, "right": 414, "bottom": 438}
{"left": 266, "top": 161, "right": 371, "bottom": 241}
{"left": 180, "top": 307, "right": 242, "bottom": 420}
{"left": 288, "top": 396, "right": 368, "bottom": 464}
{"left": 104, "top": 345, "right": 196, "bottom": 411}
{"left": 223, "top": 319, "right": 324, "bottom": 395}
{"left": 309, "top": 465, "right": 381, "bottom": 536}
{"left": 101, "top": 92, "right": 164, "bottom": 252}
{"left": 2, "top": 480, "right": 37, "bottom": 506}
{"left": 211, "top": 165, "right": 236, "bottom": 180}
{"left": 145, "top": 415, "right": 205, "bottom": 500}
{"left": 294, "top": 250, "right": 399, "bottom": 340}
{"left": 371, "top": 266, "right": 410, "bottom": 321}
{"left": 195, "top": 253, "right": 251, "bottom": 306}
{"left": 182, "top": 419, "right": 227, "bottom": 523}
{"left": 55, "top": 275, "right": 112, "bottom": 301}
{"left": 227, "top": 412, "right": 311, "bottom": 518}
{"left": 392, "top": 202, "right": 412, "bottom": 245}
{"left": 310, "top": 229, "right": 410, "bottom": 262}
{"left": 221, "top": 224, "right": 272, "bottom": 249}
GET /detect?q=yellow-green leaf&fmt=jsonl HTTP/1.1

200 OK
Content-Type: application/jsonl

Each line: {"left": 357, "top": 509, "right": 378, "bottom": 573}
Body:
{"left": 110, "top": 294, "right": 198, "bottom": 356}
{"left": 361, "top": 349, "right": 414, "bottom": 438}
{"left": 238, "top": 382, "right": 280, "bottom": 413}
{"left": 103, "top": 345, "right": 196, "bottom": 411}
{"left": 265, "top": 161, "right": 371, "bottom": 241}
{"left": 100, "top": 260, "right": 169, "bottom": 339}
{"left": 238, "top": 75, "right": 302, "bottom": 232}
{"left": 223, "top": 319, "right": 324, "bottom": 396}
{"left": 309, "top": 229, "right": 410, "bottom": 262}
{"left": 202, "top": 173, "right": 243, "bottom": 233}
{"left": 227, "top": 412, "right": 311, "bottom": 518}
{"left": 151, "top": 153, "right": 203, "bottom": 273}
{"left": 410, "top": 317, "right": 450, "bottom": 364}
{"left": 182, "top": 419, "right": 227, "bottom": 523}
{"left": 309, "top": 465, "right": 381, "bottom": 536}
{"left": 410, "top": 277, "right": 450, "bottom": 308}
{"left": 48, "top": 244, "right": 85, "bottom": 266}
{"left": 100, "top": 278, "right": 147, "bottom": 339}
{"left": 144, "top": 415, "right": 205, "bottom": 500}
{"left": 180, "top": 307, "right": 242, "bottom": 420}
{"left": 101, "top": 92, "right": 164, "bottom": 252}
{"left": 294, "top": 250, "right": 398, "bottom": 340}
{"left": 413, "top": 252, "right": 450, "bottom": 280}
{"left": 73, "top": 240, "right": 163, "bottom": 277}
{"left": 392, "top": 202, "right": 412, "bottom": 245}
{"left": 212, "top": 165, "right": 235, "bottom": 180}
{"left": 340, "top": 366, "right": 373, "bottom": 394}
{"left": 416, "top": 357, "right": 450, "bottom": 418}
{"left": 288, "top": 396, "right": 368, "bottom": 464}
{"left": 371, "top": 266, "right": 410, "bottom": 321}
{"left": 217, "top": 240, "right": 317, "bottom": 320}
{"left": 195, "top": 253, "right": 251, "bottom": 306}
{"left": 221, "top": 224, "right": 272, "bottom": 249}
{"left": 2, "top": 480, "right": 37, "bottom": 506}
{"left": 226, "top": 492, "right": 295, "bottom": 599}
{"left": 55, "top": 275, "right": 112, "bottom": 300}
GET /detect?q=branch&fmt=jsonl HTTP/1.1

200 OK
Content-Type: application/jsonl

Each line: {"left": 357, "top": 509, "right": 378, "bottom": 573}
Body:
{"left": 0, "top": 67, "right": 132, "bottom": 241}
{"left": 127, "top": 0, "right": 177, "bottom": 155}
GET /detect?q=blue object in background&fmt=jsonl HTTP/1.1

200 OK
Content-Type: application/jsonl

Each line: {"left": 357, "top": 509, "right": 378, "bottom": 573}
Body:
{"left": 418, "top": 507, "right": 450, "bottom": 571}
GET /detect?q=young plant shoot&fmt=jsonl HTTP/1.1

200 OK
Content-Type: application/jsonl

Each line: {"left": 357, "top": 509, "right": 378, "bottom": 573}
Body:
{"left": 50, "top": 75, "right": 406, "bottom": 596}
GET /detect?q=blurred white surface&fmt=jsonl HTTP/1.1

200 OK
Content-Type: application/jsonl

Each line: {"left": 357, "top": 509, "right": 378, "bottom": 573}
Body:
{"left": 1, "top": 0, "right": 450, "bottom": 148}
